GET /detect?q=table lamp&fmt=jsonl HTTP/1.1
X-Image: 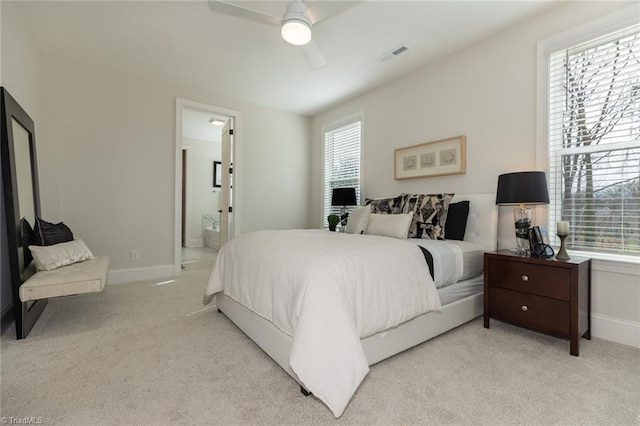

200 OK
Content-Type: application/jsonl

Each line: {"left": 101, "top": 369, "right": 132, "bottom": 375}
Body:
{"left": 496, "top": 171, "right": 550, "bottom": 253}
{"left": 331, "top": 188, "right": 357, "bottom": 227}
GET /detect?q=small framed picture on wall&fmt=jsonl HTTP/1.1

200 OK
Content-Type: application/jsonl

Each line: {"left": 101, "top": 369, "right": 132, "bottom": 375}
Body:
{"left": 213, "top": 161, "right": 222, "bottom": 187}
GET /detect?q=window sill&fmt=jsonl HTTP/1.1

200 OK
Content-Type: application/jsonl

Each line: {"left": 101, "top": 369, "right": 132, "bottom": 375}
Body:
{"left": 567, "top": 250, "right": 640, "bottom": 276}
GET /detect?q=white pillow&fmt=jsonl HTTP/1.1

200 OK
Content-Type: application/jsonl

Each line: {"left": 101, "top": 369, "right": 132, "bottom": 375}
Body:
{"left": 365, "top": 213, "right": 413, "bottom": 239}
{"left": 345, "top": 205, "right": 371, "bottom": 234}
{"left": 29, "top": 239, "right": 95, "bottom": 271}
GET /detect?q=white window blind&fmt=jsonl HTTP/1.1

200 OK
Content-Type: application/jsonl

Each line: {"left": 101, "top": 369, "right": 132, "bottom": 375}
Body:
{"left": 548, "top": 24, "right": 640, "bottom": 255}
{"left": 323, "top": 120, "right": 362, "bottom": 226}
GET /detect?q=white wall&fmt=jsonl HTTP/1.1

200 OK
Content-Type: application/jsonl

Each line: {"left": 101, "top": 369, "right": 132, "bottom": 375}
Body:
{"left": 182, "top": 137, "right": 221, "bottom": 246}
{"left": 1, "top": 1, "right": 41, "bottom": 315}
{"left": 0, "top": 1, "right": 39, "bottom": 122}
{"left": 311, "top": 1, "right": 639, "bottom": 347}
{"left": 239, "top": 107, "right": 312, "bottom": 232}
{"left": 34, "top": 52, "right": 310, "bottom": 279}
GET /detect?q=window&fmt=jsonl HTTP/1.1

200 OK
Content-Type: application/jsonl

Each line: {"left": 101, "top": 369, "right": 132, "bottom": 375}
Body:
{"left": 546, "top": 23, "right": 640, "bottom": 256}
{"left": 322, "top": 119, "right": 362, "bottom": 226}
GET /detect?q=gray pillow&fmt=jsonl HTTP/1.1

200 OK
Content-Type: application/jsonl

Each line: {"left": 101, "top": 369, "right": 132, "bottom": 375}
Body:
{"left": 34, "top": 217, "right": 74, "bottom": 246}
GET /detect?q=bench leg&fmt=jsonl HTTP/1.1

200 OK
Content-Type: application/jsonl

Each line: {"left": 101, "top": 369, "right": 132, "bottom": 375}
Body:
{"left": 300, "top": 386, "right": 312, "bottom": 396}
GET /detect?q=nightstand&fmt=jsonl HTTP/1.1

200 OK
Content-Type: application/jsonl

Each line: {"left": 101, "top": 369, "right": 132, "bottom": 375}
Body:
{"left": 483, "top": 250, "right": 591, "bottom": 356}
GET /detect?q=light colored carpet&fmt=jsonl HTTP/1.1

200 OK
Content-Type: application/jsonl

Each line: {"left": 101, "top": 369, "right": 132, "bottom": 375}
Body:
{"left": 1, "top": 247, "right": 639, "bottom": 425}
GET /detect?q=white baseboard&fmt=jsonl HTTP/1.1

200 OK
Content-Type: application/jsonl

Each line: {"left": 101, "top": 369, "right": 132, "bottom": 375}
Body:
{"left": 187, "top": 239, "right": 204, "bottom": 248}
{"left": 107, "top": 264, "right": 175, "bottom": 285}
{"left": 592, "top": 313, "right": 640, "bottom": 349}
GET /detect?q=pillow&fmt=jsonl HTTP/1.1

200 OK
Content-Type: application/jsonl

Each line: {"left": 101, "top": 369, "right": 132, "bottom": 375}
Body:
{"left": 365, "top": 213, "right": 413, "bottom": 239}
{"left": 364, "top": 195, "right": 406, "bottom": 214}
{"left": 445, "top": 201, "right": 470, "bottom": 241}
{"left": 34, "top": 217, "right": 74, "bottom": 246}
{"left": 29, "top": 239, "right": 94, "bottom": 271}
{"left": 406, "top": 193, "right": 454, "bottom": 240}
{"left": 345, "top": 205, "right": 371, "bottom": 234}
{"left": 400, "top": 193, "right": 424, "bottom": 237}
{"left": 20, "top": 217, "right": 35, "bottom": 266}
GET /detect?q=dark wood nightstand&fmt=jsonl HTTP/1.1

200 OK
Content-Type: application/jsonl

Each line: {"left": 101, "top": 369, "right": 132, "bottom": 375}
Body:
{"left": 483, "top": 250, "right": 591, "bottom": 356}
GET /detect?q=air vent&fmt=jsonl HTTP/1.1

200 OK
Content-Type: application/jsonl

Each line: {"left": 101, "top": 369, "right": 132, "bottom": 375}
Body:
{"left": 377, "top": 45, "right": 409, "bottom": 63}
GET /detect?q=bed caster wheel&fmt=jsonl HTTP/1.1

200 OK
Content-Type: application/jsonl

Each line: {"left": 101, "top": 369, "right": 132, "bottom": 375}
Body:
{"left": 300, "top": 386, "right": 312, "bottom": 397}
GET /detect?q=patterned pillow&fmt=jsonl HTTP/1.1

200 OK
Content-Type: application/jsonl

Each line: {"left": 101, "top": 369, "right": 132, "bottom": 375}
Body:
{"left": 402, "top": 193, "right": 454, "bottom": 239}
{"left": 364, "top": 195, "right": 406, "bottom": 214}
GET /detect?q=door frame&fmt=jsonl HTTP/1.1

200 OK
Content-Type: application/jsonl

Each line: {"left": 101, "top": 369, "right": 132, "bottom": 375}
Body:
{"left": 181, "top": 146, "right": 190, "bottom": 248}
{"left": 174, "top": 98, "right": 241, "bottom": 276}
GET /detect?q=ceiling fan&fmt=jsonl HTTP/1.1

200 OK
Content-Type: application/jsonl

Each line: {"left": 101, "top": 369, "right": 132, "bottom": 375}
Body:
{"left": 208, "top": 0, "right": 357, "bottom": 69}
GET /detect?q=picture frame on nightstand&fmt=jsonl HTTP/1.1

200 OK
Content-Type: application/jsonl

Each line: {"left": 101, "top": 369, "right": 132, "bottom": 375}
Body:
{"left": 539, "top": 226, "right": 549, "bottom": 244}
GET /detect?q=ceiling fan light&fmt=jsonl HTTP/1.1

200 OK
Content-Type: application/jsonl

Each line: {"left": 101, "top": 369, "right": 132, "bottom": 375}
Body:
{"left": 281, "top": 19, "right": 311, "bottom": 46}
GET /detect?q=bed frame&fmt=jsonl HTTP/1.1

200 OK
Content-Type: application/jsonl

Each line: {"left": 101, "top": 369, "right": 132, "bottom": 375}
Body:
{"left": 216, "top": 193, "right": 498, "bottom": 391}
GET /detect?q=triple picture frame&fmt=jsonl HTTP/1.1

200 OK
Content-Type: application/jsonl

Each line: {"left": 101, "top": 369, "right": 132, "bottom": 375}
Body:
{"left": 394, "top": 135, "right": 466, "bottom": 180}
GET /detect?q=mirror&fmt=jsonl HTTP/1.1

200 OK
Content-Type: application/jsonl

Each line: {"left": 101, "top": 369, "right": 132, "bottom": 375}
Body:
{"left": 12, "top": 117, "right": 36, "bottom": 277}
{"left": 1, "top": 87, "right": 46, "bottom": 339}
{"left": 13, "top": 118, "right": 36, "bottom": 226}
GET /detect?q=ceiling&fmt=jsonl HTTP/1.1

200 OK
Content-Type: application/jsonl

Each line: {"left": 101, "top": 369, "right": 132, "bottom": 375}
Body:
{"left": 16, "top": 0, "right": 559, "bottom": 116}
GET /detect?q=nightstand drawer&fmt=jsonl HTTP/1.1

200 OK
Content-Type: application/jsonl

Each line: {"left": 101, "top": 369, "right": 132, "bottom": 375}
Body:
{"left": 490, "top": 287, "right": 569, "bottom": 337}
{"left": 489, "top": 259, "right": 570, "bottom": 301}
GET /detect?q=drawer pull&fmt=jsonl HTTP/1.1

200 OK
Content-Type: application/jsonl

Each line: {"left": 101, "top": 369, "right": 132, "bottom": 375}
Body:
{"left": 522, "top": 275, "right": 529, "bottom": 282}
{"left": 521, "top": 305, "right": 529, "bottom": 312}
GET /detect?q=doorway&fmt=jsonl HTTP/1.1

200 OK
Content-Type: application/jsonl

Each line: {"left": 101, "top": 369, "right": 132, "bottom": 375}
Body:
{"left": 175, "top": 99, "right": 239, "bottom": 276}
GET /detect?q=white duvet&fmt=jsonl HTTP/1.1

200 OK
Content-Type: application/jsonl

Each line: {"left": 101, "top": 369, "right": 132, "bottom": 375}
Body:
{"left": 204, "top": 230, "right": 447, "bottom": 417}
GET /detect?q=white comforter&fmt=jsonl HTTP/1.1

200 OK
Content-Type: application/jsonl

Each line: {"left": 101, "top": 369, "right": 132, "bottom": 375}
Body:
{"left": 204, "top": 230, "right": 445, "bottom": 417}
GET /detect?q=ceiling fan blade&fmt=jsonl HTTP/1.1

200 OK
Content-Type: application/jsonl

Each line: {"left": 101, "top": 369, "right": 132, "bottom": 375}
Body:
{"left": 300, "top": 40, "right": 327, "bottom": 69}
{"left": 207, "top": 0, "right": 281, "bottom": 26}
{"left": 304, "top": 1, "right": 359, "bottom": 26}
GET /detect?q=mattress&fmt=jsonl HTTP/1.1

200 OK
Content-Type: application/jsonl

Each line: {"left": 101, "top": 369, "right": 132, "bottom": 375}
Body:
{"left": 437, "top": 273, "right": 483, "bottom": 306}
{"left": 430, "top": 239, "right": 484, "bottom": 306}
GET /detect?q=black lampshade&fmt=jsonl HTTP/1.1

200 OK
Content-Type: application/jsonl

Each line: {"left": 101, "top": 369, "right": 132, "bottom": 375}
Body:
{"left": 496, "top": 171, "right": 550, "bottom": 205}
{"left": 331, "top": 188, "right": 357, "bottom": 206}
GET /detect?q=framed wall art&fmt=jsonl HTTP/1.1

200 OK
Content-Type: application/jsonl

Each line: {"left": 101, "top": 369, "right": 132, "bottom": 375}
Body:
{"left": 394, "top": 135, "right": 466, "bottom": 180}
{"left": 213, "top": 161, "right": 222, "bottom": 187}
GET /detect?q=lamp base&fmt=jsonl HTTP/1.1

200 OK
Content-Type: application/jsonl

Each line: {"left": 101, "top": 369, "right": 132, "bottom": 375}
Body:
{"left": 340, "top": 206, "right": 349, "bottom": 227}
{"left": 514, "top": 205, "right": 531, "bottom": 253}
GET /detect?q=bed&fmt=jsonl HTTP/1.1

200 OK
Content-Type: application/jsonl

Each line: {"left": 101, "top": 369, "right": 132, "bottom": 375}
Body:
{"left": 204, "top": 193, "right": 498, "bottom": 417}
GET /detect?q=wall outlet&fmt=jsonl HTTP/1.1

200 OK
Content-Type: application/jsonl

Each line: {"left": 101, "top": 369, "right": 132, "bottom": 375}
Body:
{"left": 131, "top": 250, "right": 140, "bottom": 261}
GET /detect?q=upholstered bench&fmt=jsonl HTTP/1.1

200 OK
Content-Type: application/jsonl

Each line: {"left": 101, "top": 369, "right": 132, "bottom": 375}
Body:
{"left": 19, "top": 256, "right": 110, "bottom": 302}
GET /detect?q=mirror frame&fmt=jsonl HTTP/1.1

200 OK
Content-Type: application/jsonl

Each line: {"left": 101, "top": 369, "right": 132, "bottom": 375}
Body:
{"left": 1, "top": 87, "right": 47, "bottom": 339}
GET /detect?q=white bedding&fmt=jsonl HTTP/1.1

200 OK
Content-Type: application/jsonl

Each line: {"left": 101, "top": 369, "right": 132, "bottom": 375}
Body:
{"left": 411, "top": 239, "right": 484, "bottom": 286}
{"left": 413, "top": 239, "right": 463, "bottom": 287}
{"left": 445, "top": 240, "right": 484, "bottom": 281}
{"left": 204, "top": 230, "right": 469, "bottom": 417}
